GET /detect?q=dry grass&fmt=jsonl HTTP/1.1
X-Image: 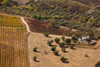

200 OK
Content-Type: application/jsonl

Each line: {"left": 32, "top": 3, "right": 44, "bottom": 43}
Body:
{"left": 28, "top": 32, "right": 100, "bottom": 67}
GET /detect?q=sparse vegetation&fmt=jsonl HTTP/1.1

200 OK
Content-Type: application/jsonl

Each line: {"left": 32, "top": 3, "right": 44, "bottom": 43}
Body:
{"left": 44, "top": 32, "right": 49, "bottom": 37}
{"left": 60, "top": 56, "right": 67, "bottom": 63}
{"left": 72, "top": 36, "right": 78, "bottom": 42}
{"left": 47, "top": 40, "right": 53, "bottom": 46}
{"left": 58, "top": 42, "right": 65, "bottom": 47}
{"left": 53, "top": 50, "right": 59, "bottom": 55}
{"left": 51, "top": 46, "right": 56, "bottom": 51}
{"left": 86, "top": 38, "right": 91, "bottom": 42}
{"left": 65, "top": 39, "right": 71, "bottom": 44}
{"left": 33, "top": 47, "right": 38, "bottom": 52}
{"left": 98, "top": 36, "right": 100, "bottom": 40}
{"left": 70, "top": 44, "right": 74, "bottom": 49}
{"left": 55, "top": 38, "right": 60, "bottom": 43}
{"left": 61, "top": 36, "right": 65, "bottom": 41}
{"left": 62, "top": 48, "right": 66, "bottom": 52}
{"left": 33, "top": 56, "right": 37, "bottom": 61}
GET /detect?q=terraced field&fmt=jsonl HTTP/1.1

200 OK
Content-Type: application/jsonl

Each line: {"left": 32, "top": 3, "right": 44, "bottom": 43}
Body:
{"left": 0, "top": 14, "right": 28, "bottom": 67}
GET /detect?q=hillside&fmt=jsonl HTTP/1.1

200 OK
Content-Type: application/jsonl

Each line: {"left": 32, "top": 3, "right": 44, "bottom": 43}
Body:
{"left": 12, "top": 0, "right": 100, "bottom": 7}
{"left": 13, "top": 0, "right": 29, "bottom": 4}
{"left": 74, "top": 0, "right": 100, "bottom": 7}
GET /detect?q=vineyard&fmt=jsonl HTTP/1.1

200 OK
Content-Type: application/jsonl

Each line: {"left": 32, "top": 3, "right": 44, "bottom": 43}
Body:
{"left": 0, "top": 14, "right": 28, "bottom": 67}
{"left": 0, "top": 14, "right": 23, "bottom": 27}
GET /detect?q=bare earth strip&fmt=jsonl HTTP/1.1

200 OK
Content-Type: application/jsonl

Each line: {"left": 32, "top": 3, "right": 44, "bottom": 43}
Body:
{"left": 21, "top": 17, "right": 100, "bottom": 67}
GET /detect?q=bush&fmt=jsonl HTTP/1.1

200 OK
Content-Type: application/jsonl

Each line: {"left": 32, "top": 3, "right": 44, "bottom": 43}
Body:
{"left": 51, "top": 46, "right": 56, "bottom": 51}
{"left": 65, "top": 39, "right": 71, "bottom": 44}
{"left": 37, "top": 15, "right": 42, "bottom": 19}
{"left": 62, "top": 48, "right": 66, "bottom": 52}
{"left": 33, "top": 47, "right": 38, "bottom": 52}
{"left": 53, "top": 50, "right": 59, "bottom": 55}
{"left": 72, "top": 36, "right": 78, "bottom": 42}
{"left": 47, "top": 40, "right": 53, "bottom": 46}
{"left": 70, "top": 44, "right": 74, "bottom": 49}
{"left": 60, "top": 56, "right": 67, "bottom": 62}
{"left": 44, "top": 32, "right": 49, "bottom": 37}
{"left": 61, "top": 36, "right": 65, "bottom": 41}
{"left": 55, "top": 38, "right": 60, "bottom": 43}
{"left": 33, "top": 56, "right": 37, "bottom": 61}
{"left": 98, "top": 36, "right": 100, "bottom": 40}
{"left": 86, "top": 38, "right": 91, "bottom": 42}
{"left": 32, "top": 15, "right": 37, "bottom": 19}
{"left": 58, "top": 42, "right": 65, "bottom": 47}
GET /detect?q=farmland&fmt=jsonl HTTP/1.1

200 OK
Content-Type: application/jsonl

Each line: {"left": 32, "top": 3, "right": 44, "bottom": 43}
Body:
{"left": 0, "top": 14, "right": 28, "bottom": 67}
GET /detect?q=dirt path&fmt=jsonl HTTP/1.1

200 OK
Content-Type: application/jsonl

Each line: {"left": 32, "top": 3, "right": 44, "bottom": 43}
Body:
{"left": 20, "top": 17, "right": 31, "bottom": 32}
{"left": 21, "top": 17, "right": 100, "bottom": 67}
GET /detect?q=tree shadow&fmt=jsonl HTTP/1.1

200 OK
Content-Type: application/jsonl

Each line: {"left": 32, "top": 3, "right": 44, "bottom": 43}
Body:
{"left": 50, "top": 45, "right": 57, "bottom": 47}
{"left": 55, "top": 54, "right": 61, "bottom": 56}
{"left": 72, "top": 48, "right": 76, "bottom": 50}
{"left": 48, "top": 36, "right": 52, "bottom": 38}
{"left": 35, "top": 60, "right": 40, "bottom": 62}
{"left": 63, "top": 51, "right": 68, "bottom": 53}
{"left": 63, "top": 61, "right": 70, "bottom": 63}
{"left": 35, "top": 51, "right": 41, "bottom": 53}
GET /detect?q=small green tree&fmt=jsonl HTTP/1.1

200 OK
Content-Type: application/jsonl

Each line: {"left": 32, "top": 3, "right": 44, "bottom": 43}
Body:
{"left": 86, "top": 38, "right": 91, "bottom": 42}
{"left": 47, "top": 40, "right": 53, "bottom": 46}
{"left": 37, "top": 15, "right": 41, "bottom": 19}
{"left": 61, "top": 36, "right": 65, "bottom": 41}
{"left": 53, "top": 50, "right": 59, "bottom": 55}
{"left": 98, "top": 36, "right": 100, "bottom": 40}
{"left": 58, "top": 42, "right": 65, "bottom": 47}
{"left": 72, "top": 36, "right": 78, "bottom": 42}
{"left": 62, "top": 48, "right": 66, "bottom": 52}
{"left": 3, "top": 0, "right": 11, "bottom": 6}
{"left": 51, "top": 46, "right": 56, "bottom": 51}
{"left": 70, "top": 44, "right": 74, "bottom": 49}
{"left": 65, "top": 39, "right": 71, "bottom": 44}
{"left": 32, "top": 15, "right": 37, "bottom": 19}
{"left": 55, "top": 38, "right": 60, "bottom": 43}
{"left": 60, "top": 56, "right": 67, "bottom": 63}
{"left": 33, "top": 56, "right": 37, "bottom": 61}
{"left": 33, "top": 47, "right": 38, "bottom": 52}
{"left": 44, "top": 32, "right": 49, "bottom": 37}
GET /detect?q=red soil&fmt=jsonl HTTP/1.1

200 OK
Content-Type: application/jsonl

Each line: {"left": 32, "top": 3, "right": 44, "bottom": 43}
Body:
{"left": 25, "top": 18, "right": 69, "bottom": 35}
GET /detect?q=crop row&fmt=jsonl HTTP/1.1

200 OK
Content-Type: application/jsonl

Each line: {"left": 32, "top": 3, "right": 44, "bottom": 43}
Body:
{"left": 0, "top": 14, "right": 23, "bottom": 27}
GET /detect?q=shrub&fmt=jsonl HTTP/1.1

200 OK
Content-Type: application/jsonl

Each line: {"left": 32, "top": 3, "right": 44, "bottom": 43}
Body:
{"left": 53, "top": 50, "right": 59, "bottom": 55}
{"left": 33, "top": 47, "right": 38, "bottom": 52}
{"left": 62, "top": 48, "right": 66, "bottom": 52}
{"left": 44, "top": 32, "right": 49, "bottom": 37}
{"left": 98, "top": 36, "right": 100, "bottom": 40}
{"left": 32, "top": 15, "right": 37, "bottom": 19}
{"left": 61, "top": 36, "right": 65, "bottom": 41}
{"left": 33, "top": 56, "right": 37, "bottom": 61}
{"left": 47, "top": 40, "right": 53, "bottom": 46}
{"left": 86, "top": 38, "right": 91, "bottom": 42}
{"left": 58, "top": 42, "right": 65, "bottom": 47}
{"left": 70, "top": 44, "right": 74, "bottom": 49}
{"left": 72, "top": 36, "right": 78, "bottom": 42}
{"left": 37, "top": 15, "right": 41, "bottom": 19}
{"left": 60, "top": 56, "right": 67, "bottom": 62}
{"left": 51, "top": 46, "right": 56, "bottom": 51}
{"left": 65, "top": 39, "right": 71, "bottom": 44}
{"left": 55, "top": 38, "right": 60, "bottom": 43}
{"left": 85, "top": 54, "right": 88, "bottom": 57}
